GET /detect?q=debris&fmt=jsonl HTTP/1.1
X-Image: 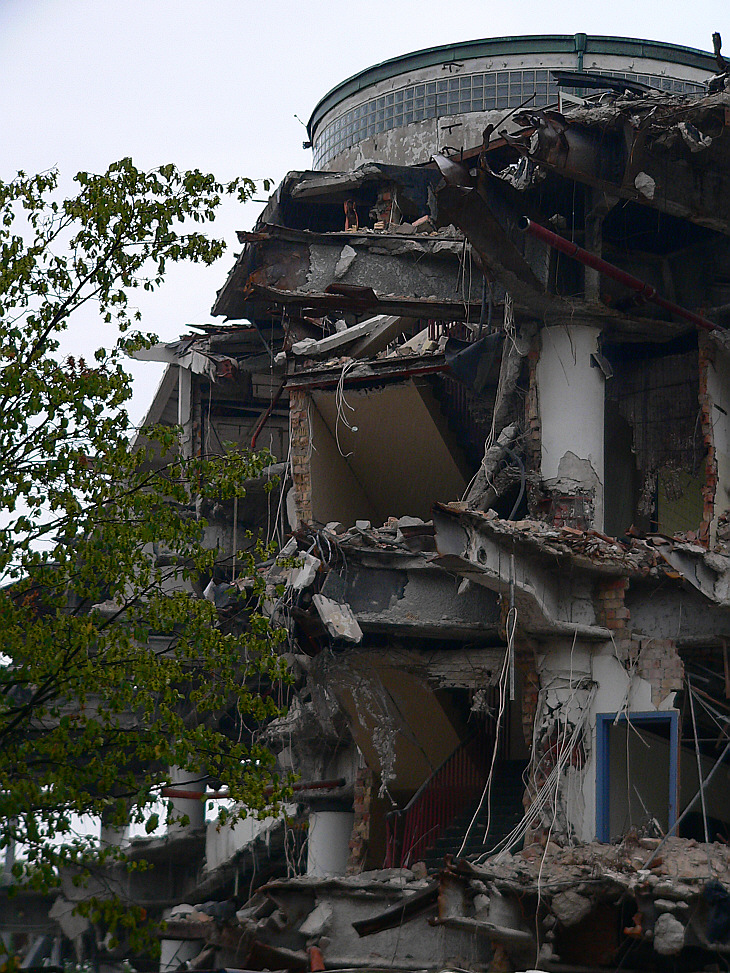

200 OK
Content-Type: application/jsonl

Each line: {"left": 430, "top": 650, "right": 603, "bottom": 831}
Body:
{"left": 653, "top": 913, "right": 685, "bottom": 954}
{"left": 634, "top": 172, "right": 656, "bottom": 199}
{"left": 550, "top": 889, "right": 593, "bottom": 927}
{"left": 312, "top": 594, "right": 363, "bottom": 643}
{"left": 300, "top": 901, "right": 334, "bottom": 938}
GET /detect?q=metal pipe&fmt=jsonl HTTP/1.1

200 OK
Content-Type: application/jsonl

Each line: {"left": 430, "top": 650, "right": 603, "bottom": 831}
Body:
{"left": 250, "top": 379, "right": 286, "bottom": 449}
{"left": 644, "top": 737, "right": 730, "bottom": 866}
{"left": 687, "top": 677, "right": 710, "bottom": 842}
{"left": 519, "top": 217, "right": 718, "bottom": 333}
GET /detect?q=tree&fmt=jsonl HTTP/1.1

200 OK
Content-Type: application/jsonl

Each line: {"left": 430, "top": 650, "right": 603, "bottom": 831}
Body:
{"left": 0, "top": 161, "right": 287, "bottom": 949}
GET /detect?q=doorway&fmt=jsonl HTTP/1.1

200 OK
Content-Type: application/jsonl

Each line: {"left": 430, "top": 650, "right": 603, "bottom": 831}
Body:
{"left": 596, "top": 711, "right": 678, "bottom": 842}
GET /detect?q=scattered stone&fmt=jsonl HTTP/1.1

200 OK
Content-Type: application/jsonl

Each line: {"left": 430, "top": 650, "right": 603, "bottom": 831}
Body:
{"left": 312, "top": 594, "right": 363, "bottom": 643}
{"left": 300, "top": 901, "right": 333, "bottom": 938}
{"left": 550, "top": 889, "right": 593, "bottom": 927}
{"left": 654, "top": 898, "right": 690, "bottom": 916}
{"left": 361, "top": 867, "right": 415, "bottom": 883}
{"left": 291, "top": 552, "right": 321, "bottom": 589}
{"left": 473, "top": 893, "right": 490, "bottom": 917}
{"left": 653, "top": 913, "right": 685, "bottom": 955}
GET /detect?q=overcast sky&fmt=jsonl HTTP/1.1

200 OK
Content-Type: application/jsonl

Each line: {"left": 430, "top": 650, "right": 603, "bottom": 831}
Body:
{"left": 1, "top": 0, "right": 727, "bottom": 421}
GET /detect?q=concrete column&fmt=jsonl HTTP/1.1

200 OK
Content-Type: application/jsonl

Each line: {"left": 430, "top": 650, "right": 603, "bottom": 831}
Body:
{"left": 307, "top": 810, "right": 355, "bottom": 876}
{"left": 177, "top": 365, "right": 193, "bottom": 460}
{"left": 536, "top": 323, "right": 605, "bottom": 530}
{"left": 168, "top": 767, "right": 206, "bottom": 834}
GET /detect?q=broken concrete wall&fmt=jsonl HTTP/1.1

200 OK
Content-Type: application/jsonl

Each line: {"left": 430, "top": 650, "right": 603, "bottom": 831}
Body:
{"left": 290, "top": 380, "right": 470, "bottom": 529}
{"left": 704, "top": 336, "right": 730, "bottom": 542}
{"left": 606, "top": 340, "right": 703, "bottom": 536}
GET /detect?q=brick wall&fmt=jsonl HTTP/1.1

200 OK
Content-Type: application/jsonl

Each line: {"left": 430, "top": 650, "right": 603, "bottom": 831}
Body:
{"left": 596, "top": 577, "right": 634, "bottom": 662}
{"left": 289, "top": 389, "right": 313, "bottom": 525}
{"left": 515, "top": 637, "right": 540, "bottom": 749}
{"left": 596, "top": 577, "right": 683, "bottom": 703}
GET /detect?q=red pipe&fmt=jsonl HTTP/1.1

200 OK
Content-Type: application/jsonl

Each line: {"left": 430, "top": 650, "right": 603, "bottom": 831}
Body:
{"left": 250, "top": 380, "right": 286, "bottom": 449}
{"left": 519, "top": 217, "right": 718, "bottom": 333}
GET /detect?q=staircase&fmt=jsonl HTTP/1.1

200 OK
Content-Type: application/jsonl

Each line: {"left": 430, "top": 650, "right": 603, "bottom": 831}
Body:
{"left": 422, "top": 759, "right": 527, "bottom": 872}
{"left": 430, "top": 372, "right": 491, "bottom": 471}
{"left": 384, "top": 733, "right": 492, "bottom": 869}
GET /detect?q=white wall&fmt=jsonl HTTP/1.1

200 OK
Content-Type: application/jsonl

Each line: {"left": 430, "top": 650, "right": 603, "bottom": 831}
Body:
{"left": 205, "top": 804, "right": 298, "bottom": 873}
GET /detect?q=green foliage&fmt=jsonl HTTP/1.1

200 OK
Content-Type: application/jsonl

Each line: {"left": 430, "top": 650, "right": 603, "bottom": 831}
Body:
{"left": 0, "top": 162, "right": 288, "bottom": 932}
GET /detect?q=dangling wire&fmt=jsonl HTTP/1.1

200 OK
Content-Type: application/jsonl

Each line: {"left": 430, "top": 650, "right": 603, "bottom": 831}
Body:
{"left": 335, "top": 360, "right": 359, "bottom": 458}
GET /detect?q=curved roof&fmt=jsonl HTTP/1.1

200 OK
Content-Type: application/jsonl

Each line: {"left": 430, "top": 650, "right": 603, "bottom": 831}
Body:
{"left": 307, "top": 34, "right": 715, "bottom": 139}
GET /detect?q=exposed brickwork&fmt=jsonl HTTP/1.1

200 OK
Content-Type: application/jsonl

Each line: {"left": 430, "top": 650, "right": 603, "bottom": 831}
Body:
{"left": 535, "top": 494, "right": 595, "bottom": 530}
{"left": 596, "top": 579, "right": 683, "bottom": 702}
{"left": 346, "top": 765, "right": 373, "bottom": 874}
{"left": 636, "top": 639, "right": 685, "bottom": 706}
{"left": 289, "top": 389, "right": 313, "bottom": 525}
{"left": 516, "top": 640, "right": 540, "bottom": 749}
{"left": 698, "top": 334, "right": 717, "bottom": 545}
{"left": 596, "top": 577, "right": 634, "bottom": 661}
{"left": 596, "top": 577, "right": 630, "bottom": 630}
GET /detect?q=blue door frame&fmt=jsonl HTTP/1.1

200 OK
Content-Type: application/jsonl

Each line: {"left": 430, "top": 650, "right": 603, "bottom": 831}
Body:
{"left": 595, "top": 710, "right": 679, "bottom": 842}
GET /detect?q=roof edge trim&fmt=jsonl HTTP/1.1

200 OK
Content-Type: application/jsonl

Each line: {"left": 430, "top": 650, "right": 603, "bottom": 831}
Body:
{"left": 307, "top": 33, "right": 715, "bottom": 139}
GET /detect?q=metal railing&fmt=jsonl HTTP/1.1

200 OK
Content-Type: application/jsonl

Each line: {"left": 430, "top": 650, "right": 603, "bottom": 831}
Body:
{"left": 384, "top": 732, "right": 492, "bottom": 869}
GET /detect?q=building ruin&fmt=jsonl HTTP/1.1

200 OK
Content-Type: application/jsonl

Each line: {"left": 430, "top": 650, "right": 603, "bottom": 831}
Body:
{"left": 8, "top": 31, "right": 730, "bottom": 973}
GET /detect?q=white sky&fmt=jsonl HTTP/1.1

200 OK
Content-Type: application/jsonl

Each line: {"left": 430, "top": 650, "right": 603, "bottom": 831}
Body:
{"left": 1, "top": 0, "right": 727, "bottom": 421}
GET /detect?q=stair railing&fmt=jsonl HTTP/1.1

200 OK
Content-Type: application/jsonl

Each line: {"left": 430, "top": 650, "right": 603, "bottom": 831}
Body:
{"left": 384, "top": 733, "right": 490, "bottom": 869}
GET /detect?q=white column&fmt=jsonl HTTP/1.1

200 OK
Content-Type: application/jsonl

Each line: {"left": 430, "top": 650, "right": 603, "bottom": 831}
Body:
{"left": 177, "top": 365, "right": 193, "bottom": 460}
{"left": 536, "top": 324, "right": 605, "bottom": 530}
{"left": 307, "top": 810, "right": 355, "bottom": 876}
{"left": 168, "top": 767, "right": 206, "bottom": 834}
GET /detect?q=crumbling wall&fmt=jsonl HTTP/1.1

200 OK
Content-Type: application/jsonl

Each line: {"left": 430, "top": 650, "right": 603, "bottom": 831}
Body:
{"left": 515, "top": 637, "right": 540, "bottom": 749}
{"left": 596, "top": 579, "right": 684, "bottom": 706}
{"left": 606, "top": 342, "right": 704, "bottom": 536}
{"left": 635, "top": 639, "right": 685, "bottom": 707}
{"left": 525, "top": 645, "right": 595, "bottom": 845}
{"left": 699, "top": 333, "right": 718, "bottom": 542}
{"left": 347, "top": 765, "right": 374, "bottom": 875}
{"left": 596, "top": 577, "right": 632, "bottom": 658}
{"left": 290, "top": 390, "right": 313, "bottom": 525}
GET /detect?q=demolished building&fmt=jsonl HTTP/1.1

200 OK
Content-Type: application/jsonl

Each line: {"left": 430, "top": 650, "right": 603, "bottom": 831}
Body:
{"left": 10, "top": 31, "right": 730, "bottom": 973}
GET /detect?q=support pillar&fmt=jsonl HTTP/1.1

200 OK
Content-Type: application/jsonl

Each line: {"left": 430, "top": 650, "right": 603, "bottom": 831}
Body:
{"left": 167, "top": 767, "right": 206, "bottom": 835}
{"left": 307, "top": 810, "right": 355, "bottom": 876}
{"left": 536, "top": 323, "right": 605, "bottom": 530}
